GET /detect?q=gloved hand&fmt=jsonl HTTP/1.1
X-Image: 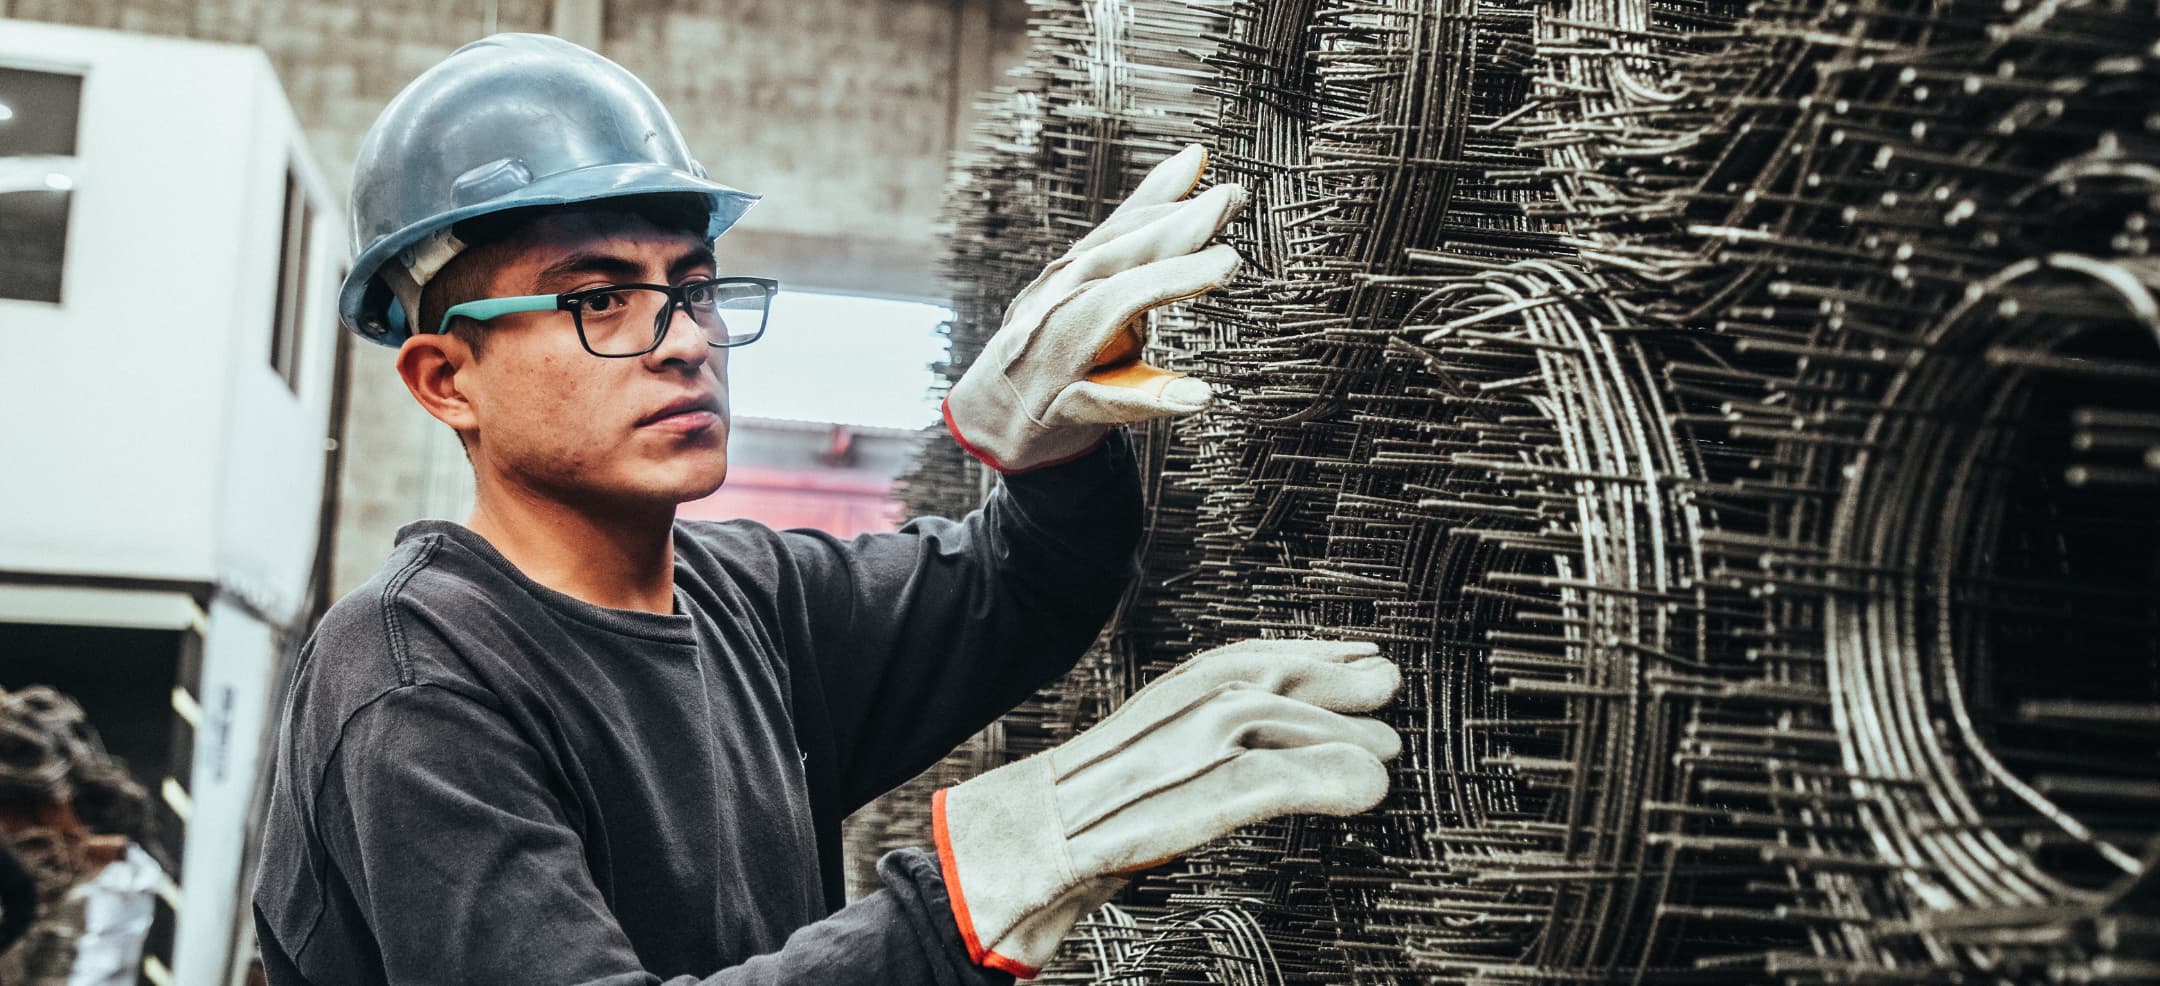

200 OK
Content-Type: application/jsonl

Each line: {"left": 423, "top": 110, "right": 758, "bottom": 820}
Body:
{"left": 931, "top": 639, "right": 1401, "bottom": 978}
{"left": 944, "top": 143, "right": 1249, "bottom": 473}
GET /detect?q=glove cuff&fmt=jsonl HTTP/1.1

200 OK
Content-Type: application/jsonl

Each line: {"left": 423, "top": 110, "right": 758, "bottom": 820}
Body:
{"left": 933, "top": 756, "right": 1077, "bottom": 978}
{"left": 988, "top": 876, "right": 1127, "bottom": 979}
{"left": 943, "top": 386, "right": 1109, "bottom": 475}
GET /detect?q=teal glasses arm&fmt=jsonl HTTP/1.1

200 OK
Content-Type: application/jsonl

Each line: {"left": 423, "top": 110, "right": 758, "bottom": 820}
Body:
{"left": 436, "top": 294, "right": 560, "bottom": 335}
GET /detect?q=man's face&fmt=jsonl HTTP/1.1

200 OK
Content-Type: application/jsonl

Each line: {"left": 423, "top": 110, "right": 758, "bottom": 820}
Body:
{"left": 438, "top": 209, "right": 731, "bottom": 510}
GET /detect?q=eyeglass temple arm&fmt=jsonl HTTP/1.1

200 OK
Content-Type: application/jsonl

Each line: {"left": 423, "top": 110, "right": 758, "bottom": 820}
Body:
{"left": 435, "top": 294, "right": 564, "bottom": 336}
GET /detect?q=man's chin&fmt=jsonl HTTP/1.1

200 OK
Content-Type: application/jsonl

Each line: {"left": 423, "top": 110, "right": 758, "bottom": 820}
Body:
{"left": 674, "top": 463, "right": 729, "bottom": 504}
{"left": 659, "top": 454, "right": 729, "bottom": 505}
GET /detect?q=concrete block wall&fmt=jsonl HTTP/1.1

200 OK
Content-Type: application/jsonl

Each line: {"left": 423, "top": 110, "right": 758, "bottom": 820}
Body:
{"left": 613, "top": 0, "right": 955, "bottom": 243}
{"left": 4, "top": 0, "right": 1028, "bottom": 285}
{"left": 2, "top": 0, "right": 1032, "bottom": 600}
{"left": 610, "top": 0, "right": 1035, "bottom": 297}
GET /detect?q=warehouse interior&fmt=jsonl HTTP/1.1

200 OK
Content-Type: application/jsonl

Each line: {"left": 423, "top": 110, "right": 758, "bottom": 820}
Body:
{"left": 2, "top": 0, "right": 2157, "bottom": 983}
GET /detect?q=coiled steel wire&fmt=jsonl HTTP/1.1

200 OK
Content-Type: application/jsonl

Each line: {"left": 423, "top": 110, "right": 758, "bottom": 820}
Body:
{"left": 876, "top": 0, "right": 2160, "bottom": 981}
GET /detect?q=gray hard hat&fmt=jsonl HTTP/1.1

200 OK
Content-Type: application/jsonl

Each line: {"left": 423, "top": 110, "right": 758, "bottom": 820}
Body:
{"left": 337, "top": 33, "right": 760, "bottom": 346}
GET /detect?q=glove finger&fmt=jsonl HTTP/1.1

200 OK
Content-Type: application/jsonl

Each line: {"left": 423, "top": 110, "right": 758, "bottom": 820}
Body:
{"left": 1066, "top": 198, "right": 1195, "bottom": 256}
{"left": 1142, "top": 638, "right": 1381, "bottom": 699}
{"left": 1069, "top": 171, "right": 1246, "bottom": 255}
{"left": 1074, "top": 743, "right": 1392, "bottom": 875}
{"left": 1142, "top": 646, "right": 1400, "bottom": 714}
{"left": 1073, "top": 658, "right": 1398, "bottom": 780}
{"left": 1187, "top": 639, "right": 1381, "bottom": 664}
{"left": 1043, "top": 376, "right": 1213, "bottom": 426}
{"left": 1073, "top": 313, "right": 1215, "bottom": 412}
{"left": 1097, "top": 366, "right": 1214, "bottom": 411}
{"left": 1227, "top": 702, "right": 1402, "bottom": 761}
{"left": 1043, "top": 243, "right": 1241, "bottom": 365}
{"left": 1232, "top": 742, "right": 1394, "bottom": 816}
{"left": 1262, "top": 654, "right": 1403, "bottom": 713}
{"left": 1055, "top": 145, "right": 1209, "bottom": 265}
{"left": 1108, "top": 143, "right": 1209, "bottom": 218}
{"left": 1055, "top": 644, "right": 1395, "bottom": 773}
{"left": 1176, "top": 687, "right": 1401, "bottom": 760}
{"left": 1002, "top": 196, "right": 1242, "bottom": 350}
{"left": 1058, "top": 185, "right": 1247, "bottom": 286}
{"left": 1054, "top": 692, "right": 1397, "bottom": 837}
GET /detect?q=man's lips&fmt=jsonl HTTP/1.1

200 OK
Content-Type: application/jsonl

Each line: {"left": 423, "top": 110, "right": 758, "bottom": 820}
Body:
{"left": 637, "top": 394, "right": 725, "bottom": 431}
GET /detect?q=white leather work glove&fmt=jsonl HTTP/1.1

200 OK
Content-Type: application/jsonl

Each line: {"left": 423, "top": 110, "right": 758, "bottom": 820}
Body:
{"left": 930, "top": 639, "right": 1401, "bottom": 978}
{"left": 943, "top": 143, "right": 1249, "bottom": 472}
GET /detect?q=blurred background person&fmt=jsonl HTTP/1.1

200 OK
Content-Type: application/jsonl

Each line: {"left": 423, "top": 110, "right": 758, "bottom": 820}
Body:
{"left": 0, "top": 686, "right": 162, "bottom": 986}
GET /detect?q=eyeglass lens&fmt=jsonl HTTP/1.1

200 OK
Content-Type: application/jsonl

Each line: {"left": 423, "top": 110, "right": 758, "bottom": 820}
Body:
{"left": 568, "top": 282, "right": 769, "bottom": 355}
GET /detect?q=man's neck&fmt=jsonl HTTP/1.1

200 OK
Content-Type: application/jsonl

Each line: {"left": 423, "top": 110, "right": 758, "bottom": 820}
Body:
{"left": 464, "top": 479, "right": 679, "bottom": 615}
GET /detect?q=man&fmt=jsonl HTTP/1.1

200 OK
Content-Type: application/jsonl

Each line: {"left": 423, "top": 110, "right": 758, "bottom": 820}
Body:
{"left": 253, "top": 34, "right": 1401, "bottom": 985}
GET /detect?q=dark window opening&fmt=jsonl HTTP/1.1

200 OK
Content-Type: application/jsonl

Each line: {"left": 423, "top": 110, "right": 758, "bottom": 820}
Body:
{"left": 0, "top": 65, "right": 84, "bottom": 304}
{"left": 269, "top": 167, "right": 314, "bottom": 392}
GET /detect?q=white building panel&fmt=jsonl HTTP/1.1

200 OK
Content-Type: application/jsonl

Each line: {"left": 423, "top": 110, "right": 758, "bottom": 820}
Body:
{"left": 0, "top": 21, "right": 341, "bottom": 616}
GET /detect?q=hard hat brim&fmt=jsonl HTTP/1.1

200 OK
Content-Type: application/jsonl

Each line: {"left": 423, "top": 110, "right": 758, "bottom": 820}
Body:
{"left": 339, "top": 162, "right": 761, "bottom": 346}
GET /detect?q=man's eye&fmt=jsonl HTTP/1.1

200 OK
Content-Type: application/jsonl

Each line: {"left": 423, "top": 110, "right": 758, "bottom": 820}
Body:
{"left": 682, "top": 284, "right": 716, "bottom": 306}
{"left": 578, "top": 291, "right": 627, "bottom": 314}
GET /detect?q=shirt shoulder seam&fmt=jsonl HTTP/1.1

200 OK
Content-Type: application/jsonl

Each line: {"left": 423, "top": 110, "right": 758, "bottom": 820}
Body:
{"left": 380, "top": 533, "right": 444, "bottom": 687}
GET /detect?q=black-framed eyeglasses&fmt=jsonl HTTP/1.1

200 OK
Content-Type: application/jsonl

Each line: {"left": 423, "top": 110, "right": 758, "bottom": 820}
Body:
{"left": 436, "top": 276, "right": 779, "bottom": 357}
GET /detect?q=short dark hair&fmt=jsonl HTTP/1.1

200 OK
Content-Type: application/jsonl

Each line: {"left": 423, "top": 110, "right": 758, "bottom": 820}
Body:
{"left": 417, "top": 249, "right": 500, "bottom": 358}
{"left": 415, "top": 193, "right": 713, "bottom": 359}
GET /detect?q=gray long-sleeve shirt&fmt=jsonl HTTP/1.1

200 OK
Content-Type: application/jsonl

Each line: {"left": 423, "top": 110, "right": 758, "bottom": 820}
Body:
{"left": 251, "top": 436, "right": 1140, "bottom": 985}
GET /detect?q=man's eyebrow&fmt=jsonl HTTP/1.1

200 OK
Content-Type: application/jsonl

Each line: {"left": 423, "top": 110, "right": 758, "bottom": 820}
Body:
{"left": 531, "top": 245, "right": 717, "bottom": 292}
{"left": 668, "top": 246, "right": 717, "bottom": 282}
{"left": 532, "top": 252, "right": 645, "bottom": 291}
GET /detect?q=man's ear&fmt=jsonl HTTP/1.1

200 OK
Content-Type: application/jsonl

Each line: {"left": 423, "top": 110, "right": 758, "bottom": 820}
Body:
{"left": 396, "top": 333, "right": 482, "bottom": 436}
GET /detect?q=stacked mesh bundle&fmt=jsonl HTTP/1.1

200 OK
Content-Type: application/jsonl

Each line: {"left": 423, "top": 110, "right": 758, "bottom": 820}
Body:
{"left": 871, "top": 0, "right": 2160, "bottom": 981}
{"left": 849, "top": 0, "right": 1238, "bottom": 903}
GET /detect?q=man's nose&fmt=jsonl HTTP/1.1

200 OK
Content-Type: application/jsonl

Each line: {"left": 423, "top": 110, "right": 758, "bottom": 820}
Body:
{"left": 645, "top": 297, "right": 710, "bottom": 368}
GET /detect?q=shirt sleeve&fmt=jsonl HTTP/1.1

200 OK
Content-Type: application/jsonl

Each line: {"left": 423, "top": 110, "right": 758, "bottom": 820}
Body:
{"left": 775, "top": 431, "right": 1143, "bottom": 812}
{"left": 316, "top": 683, "right": 1012, "bottom": 986}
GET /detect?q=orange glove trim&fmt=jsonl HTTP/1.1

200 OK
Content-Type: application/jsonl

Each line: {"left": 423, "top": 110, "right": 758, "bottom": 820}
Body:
{"left": 932, "top": 788, "right": 1044, "bottom": 980}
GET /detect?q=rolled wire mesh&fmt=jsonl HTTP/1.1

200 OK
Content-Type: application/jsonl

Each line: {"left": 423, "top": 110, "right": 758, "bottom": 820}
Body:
{"left": 864, "top": 0, "right": 2160, "bottom": 980}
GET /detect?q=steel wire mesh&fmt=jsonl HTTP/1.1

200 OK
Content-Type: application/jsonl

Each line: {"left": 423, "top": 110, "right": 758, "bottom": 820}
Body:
{"left": 856, "top": 0, "right": 2160, "bottom": 980}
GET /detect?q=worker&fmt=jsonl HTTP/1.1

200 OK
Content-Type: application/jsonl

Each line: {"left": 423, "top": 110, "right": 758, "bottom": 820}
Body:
{"left": 251, "top": 34, "right": 1402, "bottom": 985}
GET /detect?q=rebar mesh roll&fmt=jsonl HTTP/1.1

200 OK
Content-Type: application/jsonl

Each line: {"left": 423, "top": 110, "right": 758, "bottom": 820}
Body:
{"left": 855, "top": 0, "right": 2160, "bottom": 980}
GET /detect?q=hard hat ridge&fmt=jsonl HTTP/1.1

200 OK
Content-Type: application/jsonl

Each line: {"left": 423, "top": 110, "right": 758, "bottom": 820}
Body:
{"left": 337, "top": 33, "right": 761, "bottom": 346}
